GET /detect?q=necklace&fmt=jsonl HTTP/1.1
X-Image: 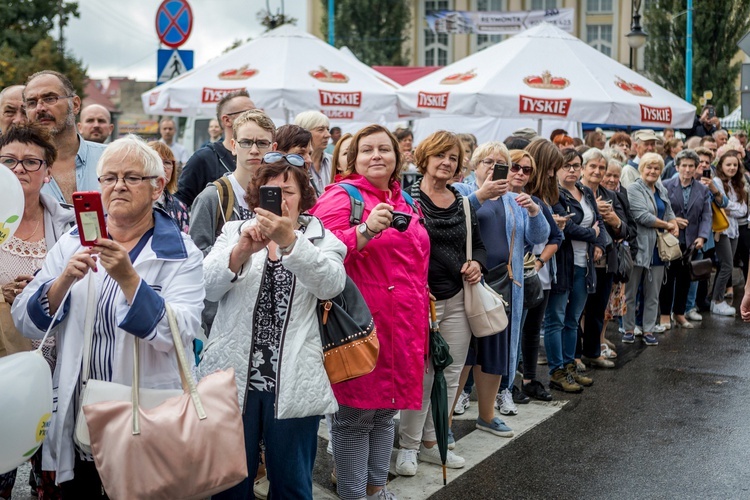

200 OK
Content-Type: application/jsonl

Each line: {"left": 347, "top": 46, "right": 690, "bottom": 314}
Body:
{"left": 17, "top": 218, "right": 41, "bottom": 241}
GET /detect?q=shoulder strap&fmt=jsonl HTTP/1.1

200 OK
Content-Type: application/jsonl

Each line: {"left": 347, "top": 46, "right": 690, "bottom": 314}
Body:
{"left": 401, "top": 190, "right": 418, "bottom": 214}
{"left": 207, "top": 142, "right": 232, "bottom": 173}
{"left": 80, "top": 272, "right": 97, "bottom": 385}
{"left": 338, "top": 183, "right": 365, "bottom": 226}
{"left": 462, "top": 196, "right": 472, "bottom": 261}
{"left": 213, "top": 176, "right": 235, "bottom": 235}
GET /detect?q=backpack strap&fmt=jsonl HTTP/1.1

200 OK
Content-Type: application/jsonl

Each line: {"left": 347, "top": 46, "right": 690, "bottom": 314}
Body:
{"left": 338, "top": 183, "right": 365, "bottom": 226}
{"left": 212, "top": 176, "right": 235, "bottom": 236}
{"left": 401, "top": 190, "right": 418, "bottom": 214}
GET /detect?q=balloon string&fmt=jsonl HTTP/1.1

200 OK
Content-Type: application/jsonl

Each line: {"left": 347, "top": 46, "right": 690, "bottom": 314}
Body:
{"left": 35, "top": 283, "right": 74, "bottom": 354}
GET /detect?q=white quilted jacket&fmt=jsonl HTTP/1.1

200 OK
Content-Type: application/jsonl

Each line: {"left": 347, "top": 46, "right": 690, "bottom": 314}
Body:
{"left": 199, "top": 215, "right": 346, "bottom": 419}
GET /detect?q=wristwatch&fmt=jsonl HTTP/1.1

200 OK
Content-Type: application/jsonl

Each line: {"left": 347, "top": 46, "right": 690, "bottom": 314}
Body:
{"left": 358, "top": 223, "right": 374, "bottom": 240}
{"left": 536, "top": 257, "right": 545, "bottom": 266}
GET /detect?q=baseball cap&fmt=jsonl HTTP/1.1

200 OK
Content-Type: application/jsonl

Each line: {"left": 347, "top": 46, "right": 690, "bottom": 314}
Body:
{"left": 512, "top": 127, "right": 538, "bottom": 141}
{"left": 633, "top": 129, "right": 658, "bottom": 142}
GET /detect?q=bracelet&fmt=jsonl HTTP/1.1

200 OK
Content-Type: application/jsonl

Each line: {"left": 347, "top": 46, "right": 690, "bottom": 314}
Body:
{"left": 365, "top": 222, "right": 380, "bottom": 236}
{"left": 536, "top": 257, "right": 545, "bottom": 266}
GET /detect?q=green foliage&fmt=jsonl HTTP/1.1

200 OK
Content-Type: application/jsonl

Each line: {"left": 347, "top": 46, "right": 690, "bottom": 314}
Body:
{"left": 320, "top": 0, "right": 411, "bottom": 66}
{"left": 0, "top": 1, "right": 86, "bottom": 95}
{"left": 644, "top": 0, "right": 750, "bottom": 112}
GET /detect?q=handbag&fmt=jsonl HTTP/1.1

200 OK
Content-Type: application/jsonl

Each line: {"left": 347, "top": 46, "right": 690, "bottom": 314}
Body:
{"left": 73, "top": 275, "right": 183, "bottom": 454}
{"left": 656, "top": 230, "right": 682, "bottom": 261}
{"left": 711, "top": 201, "right": 730, "bottom": 233}
{"left": 461, "top": 197, "right": 509, "bottom": 337}
{"left": 317, "top": 276, "right": 379, "bottom": 384}
{"left": 522, "top": 253, "right": 544, "bottom": 309}
{"left": 683, "top": 244, "right": 712, "bottom": 281}
{"left": 84, "top": 304, "right": 248, "bottom": 500}
{"left": 0, "top": 292, "right": 32, "bottom": 358}
{"left": 613, "top": 241, "right": 633, "bottom": 284}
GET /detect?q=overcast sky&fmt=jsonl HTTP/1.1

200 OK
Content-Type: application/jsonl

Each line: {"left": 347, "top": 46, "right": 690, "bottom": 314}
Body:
{"left": 66, "top": 0, "right": 308, "bottom": 81}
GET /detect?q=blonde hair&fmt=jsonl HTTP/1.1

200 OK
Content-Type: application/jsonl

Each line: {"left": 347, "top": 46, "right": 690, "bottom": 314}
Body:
{"left": 470, "top": 141, "right": 511, "bottom": 170}
{"left": 232, "top": 109, "right": 276, "bottom": 140}
{"left": 638, "top": 152, "right": 665, "bottom": 174}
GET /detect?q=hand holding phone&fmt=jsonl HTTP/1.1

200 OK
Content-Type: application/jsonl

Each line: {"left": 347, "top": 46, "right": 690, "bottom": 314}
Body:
{"left": 492, "top": 163, "right": 509, "bottom": 181}
{"left": 72, "top": 192, "right": 107, "bottom": 247}
{"left": 703, "top": 168, "right": 711, "bottom": 178}
{"left": 259, "top": 186, "right": 282, "bottom": 216}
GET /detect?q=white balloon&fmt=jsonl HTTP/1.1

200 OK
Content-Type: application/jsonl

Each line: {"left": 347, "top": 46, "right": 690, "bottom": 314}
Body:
{"left": 0, "top": 166, "right": 24, "bottom": 246}
{"left": 0, "top": 351, "right": 53, "bottom": 474}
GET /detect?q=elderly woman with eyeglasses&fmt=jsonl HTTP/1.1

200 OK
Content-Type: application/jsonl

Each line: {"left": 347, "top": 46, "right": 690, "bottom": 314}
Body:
{"left": 12, "top": 135, "right": 204, "bottom": 496}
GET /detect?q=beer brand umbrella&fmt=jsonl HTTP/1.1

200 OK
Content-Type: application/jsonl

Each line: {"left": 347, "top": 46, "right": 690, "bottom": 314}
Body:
{"left": 397, "top": 22, "right": 696, "bottom": 128}
{"left": 141, "top": 25, "right": 401, "bottom": 122}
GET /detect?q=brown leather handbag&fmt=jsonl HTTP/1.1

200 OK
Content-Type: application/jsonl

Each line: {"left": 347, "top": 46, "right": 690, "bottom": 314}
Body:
{"left": 684, "top": 244, "right": 712, "bottom": 281}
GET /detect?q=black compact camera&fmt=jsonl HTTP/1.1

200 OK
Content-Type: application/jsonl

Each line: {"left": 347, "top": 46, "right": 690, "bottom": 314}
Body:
{"left": 391, "top": 211, "right": 412, "bottom": 232}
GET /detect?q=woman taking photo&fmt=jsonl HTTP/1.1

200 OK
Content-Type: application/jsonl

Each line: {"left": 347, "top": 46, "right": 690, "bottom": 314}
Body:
{"left": 13, "top": 135, "right": 205, "bottom": 497}
{"left": 201, "top": 156, "right": 346, "bottom": 499}
{"left": 659, "top": 149, "right": 712, "bottom": 328}
{"left": 711, "top": 150, "right": 748, "bottom": 316}
{"left": 578, "top": 148, "right": 628, "bottom": 369}
{"left": 148, "top": 141, "right": 189, "bottom": 233}
{"left": 622, "top": 153, "right": 678, "bottom": 346}
{"left": 0, "top": 124, "right": 73, "bottom": 499}
{"left": 311, "top": 124, "right": 430, "bottom": 500}
{"left": 467, "top": 145, "right": 549, "bottom": 419}
{"left": 546, "top": 148, "right": 606, "bottom": 392}
{"left": 396, "top": 130, "right": 486, "bottom": 475}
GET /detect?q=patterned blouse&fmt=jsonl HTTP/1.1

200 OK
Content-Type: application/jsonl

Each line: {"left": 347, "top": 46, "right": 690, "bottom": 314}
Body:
{"left": 156, "top": 192, "right": 190, "bottom": 234}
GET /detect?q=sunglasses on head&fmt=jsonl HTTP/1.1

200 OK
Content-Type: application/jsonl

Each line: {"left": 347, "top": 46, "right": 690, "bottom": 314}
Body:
{"left": 510, "top": 163, "right": 533, "bottom": 175}
{"left": 262, "top": 152, "right": 306, "bottom": 168}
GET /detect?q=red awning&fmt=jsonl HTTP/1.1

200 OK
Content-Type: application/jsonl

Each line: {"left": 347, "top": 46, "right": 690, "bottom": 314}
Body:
{"left": 372, "top": 66, "right": 441, "bottom": 86}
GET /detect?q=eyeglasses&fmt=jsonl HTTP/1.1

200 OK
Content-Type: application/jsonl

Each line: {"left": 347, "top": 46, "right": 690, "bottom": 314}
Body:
{"left": 24, "top": 94, "right": 76, "bottom": 110}
{"left": 97, "top": 174, "right": 159, "bottom": 187}
{"left": 481, "top": 158, "right": 506, "bottom": 166}
{"left": 262, "top": 152, "right": 306, "bottom": 167}
{"left": 0, "top": 155, "right": 45, "bottom": 172}
{"left": 565, "top": 162, "right": 583, "bottom": 171}
{"left": 510, "top": 163, "right": 533, "bottom": 175}
{"left": 225, "top": 108, "right": 255, "bottom": 117}
{"left": 237, "top": 139, "right": 273, "bottom": 150}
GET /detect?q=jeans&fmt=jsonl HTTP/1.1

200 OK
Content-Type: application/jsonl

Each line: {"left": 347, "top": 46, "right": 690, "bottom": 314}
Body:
{"left": 545, "top": 266, "right": 588, "bottom": 374}
{"left": 214, "top": 390, "right": 320, "bottom": 500}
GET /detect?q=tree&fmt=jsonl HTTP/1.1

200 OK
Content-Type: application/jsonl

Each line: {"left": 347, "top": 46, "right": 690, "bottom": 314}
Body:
{"left": 644, "top": 0, "right": 750, "bottom": 114}
{"left": 0, "top": 0, "right": 87, "bottom": 95}
{"left": 320, "top": 0, "right": 411, "bottom": 66}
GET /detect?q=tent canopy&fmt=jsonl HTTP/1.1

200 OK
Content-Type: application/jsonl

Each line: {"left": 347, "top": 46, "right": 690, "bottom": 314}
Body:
{"left": 397, "top": 23, "right": 696, "bottom": 128}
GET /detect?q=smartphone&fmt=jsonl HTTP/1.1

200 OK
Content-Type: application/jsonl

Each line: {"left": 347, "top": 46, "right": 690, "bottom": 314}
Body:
{"left": 703, "top": 168, "right": 711, "bottom": 178}
{"left": 706, "top": 105, "right": 716, "bottom": 119}
{"left": 72, "top": 191, "right": 107, "bottom": 247}
{"left": 492, "top": 163, "right": 509, "bottom": 181}
{"left": 259, "top": 186, "right": 282, "bottom": 216}
{"left": 604, "top": 199, "right": 613, "bottom": 205}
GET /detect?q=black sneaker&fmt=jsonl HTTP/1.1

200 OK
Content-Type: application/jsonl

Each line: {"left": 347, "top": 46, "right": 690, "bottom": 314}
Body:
{"left": 511, "top": 384, "right": 530, "bottom": 404}
{"left": 522, "top": 379, "right": 553, "bottom": 401}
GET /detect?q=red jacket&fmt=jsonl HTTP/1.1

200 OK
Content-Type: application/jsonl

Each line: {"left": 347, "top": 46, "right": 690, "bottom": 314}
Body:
{"left": 310, "top": 175, "right": 430, "bottom": 410}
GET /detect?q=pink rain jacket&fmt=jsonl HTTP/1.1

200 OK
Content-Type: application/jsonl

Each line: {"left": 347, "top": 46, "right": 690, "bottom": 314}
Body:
{"left": 310, "top": 175, "right": 430, "bottom": 410}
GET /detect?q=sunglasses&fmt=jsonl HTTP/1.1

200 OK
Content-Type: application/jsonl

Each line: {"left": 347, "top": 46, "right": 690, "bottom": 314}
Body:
{"left": 262, "top": 152, "right": 306, "bottom": 168}
{"left": 510, "top": 163, "right": 533, "bottom": 175}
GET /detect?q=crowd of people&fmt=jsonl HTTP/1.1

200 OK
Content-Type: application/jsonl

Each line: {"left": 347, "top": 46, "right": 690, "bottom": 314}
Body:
{"left": 2, "top": 69, "right": 750, "bottom": 500}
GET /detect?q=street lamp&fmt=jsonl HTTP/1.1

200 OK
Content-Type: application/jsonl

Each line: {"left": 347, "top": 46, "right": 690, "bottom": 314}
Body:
{"left": 627, "top": 0, "right": 648, "bottom": 70}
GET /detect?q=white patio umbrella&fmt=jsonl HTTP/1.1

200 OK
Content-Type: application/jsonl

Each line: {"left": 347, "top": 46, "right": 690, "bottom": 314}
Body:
{"left": 397, "top": 23, "right": 696, "bottom": 128}
{"left": 141, "top": 25, "right": 401, "bottom": 122}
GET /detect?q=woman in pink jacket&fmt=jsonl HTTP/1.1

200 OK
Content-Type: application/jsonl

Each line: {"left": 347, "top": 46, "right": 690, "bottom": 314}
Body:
{"left": 310, "top": 124, "right": 430, "bottom": 500}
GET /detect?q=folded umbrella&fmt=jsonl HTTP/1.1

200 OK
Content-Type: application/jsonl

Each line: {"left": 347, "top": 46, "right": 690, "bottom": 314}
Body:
{"left": 429, "top": 300, "right": 453, "bottom": 485}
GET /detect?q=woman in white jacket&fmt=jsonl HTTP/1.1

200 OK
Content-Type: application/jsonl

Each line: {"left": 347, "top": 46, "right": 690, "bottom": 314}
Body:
{"left": 11, "top": 135, "right": 205, "bottom": 497}
{"left": 200, "top": 155, "right": 346, "bottom": 500}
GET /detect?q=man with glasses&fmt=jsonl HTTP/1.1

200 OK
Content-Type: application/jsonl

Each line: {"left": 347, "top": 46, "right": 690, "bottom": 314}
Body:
{"left": 0, "top": 85, "right": 27, "bottom": 134}
{"left": 23, "top": 70, "right": 105, "bottom": 204}
{"left": 176, "top": 89, "right": 256, "bottom": 207}
{"left": 189, "top": 109, "right": 276, "bottom": 336}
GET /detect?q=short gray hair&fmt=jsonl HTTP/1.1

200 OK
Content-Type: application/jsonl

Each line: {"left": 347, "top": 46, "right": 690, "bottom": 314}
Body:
{"left": 675, "top": 148, "right": 700, "bottom": 167}
{"left": 293, "top": 110, "right": 329, "bottom": 131}
{"left": 470, "top": 141, "right": 510, "bottom": 169}
{"left": 602, "top": 147, "right": 626, "bottom": 164}
{"left": 582, "top": 147, "right": 606, "bottom": 166}
{"left": 97, "top": 134, "right": 165, "bottom": 188}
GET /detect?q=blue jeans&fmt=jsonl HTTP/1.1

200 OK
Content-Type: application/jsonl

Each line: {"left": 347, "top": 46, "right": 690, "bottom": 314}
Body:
{"left": 214, "top": 390, "right": 320, "bottom": 500}
{"left": 545, "top": 266, "right": 588, "bottom": 374}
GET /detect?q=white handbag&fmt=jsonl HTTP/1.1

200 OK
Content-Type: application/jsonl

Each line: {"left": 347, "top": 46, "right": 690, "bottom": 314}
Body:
{"left": 460, "top": 197, "right": 509, "bottom": 337}
{"left": 73, "top": 274, "right": 182, "bottom": 454}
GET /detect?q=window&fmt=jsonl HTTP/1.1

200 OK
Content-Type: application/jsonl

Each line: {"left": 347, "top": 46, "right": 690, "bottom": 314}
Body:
{"left": 587, "top": 24, "right": 613, "bottom": 57}
{"left": 424, "top": 0, "right": 451, "bottom": 66}
{"left": 530, "top": 0, "right": 558, "bottom": 9}
{"left": 476, "top": 0, "right": 504, "bottom": 51}
{"left": 587, "top": 0, "right": 613, "bottom": 12}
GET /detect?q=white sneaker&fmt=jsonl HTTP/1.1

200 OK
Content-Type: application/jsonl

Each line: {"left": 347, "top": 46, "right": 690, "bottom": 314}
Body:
{"left": 711, "top": 301, "right": 736, "bottom": 316}
{"left": 495, "top": 388, "right": 518, "bottom": 415}
{"left": 686, "top": 308, "right": 703, "bottom": 321}
{"left": 395, "top": 448, "right": 418, "bottom": 476}
{"left": 419, "top": 443, "right": 465, "bottom": 468}
{"left": 653, "top": 324, "right": 667, "bottom": 334}
{"left": 366, "top": 487, "right": 397, "bottom": 500}
{"left": 453, "top": 391, "right": 470, "bottom": 415}
{"left": 634, "top": 325, "right": 643, "bottom": 336}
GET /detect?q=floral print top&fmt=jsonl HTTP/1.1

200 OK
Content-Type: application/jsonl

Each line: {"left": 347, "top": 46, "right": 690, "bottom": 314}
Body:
{"left": 156, "top": 191, "right": 190, "bottom": 234}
